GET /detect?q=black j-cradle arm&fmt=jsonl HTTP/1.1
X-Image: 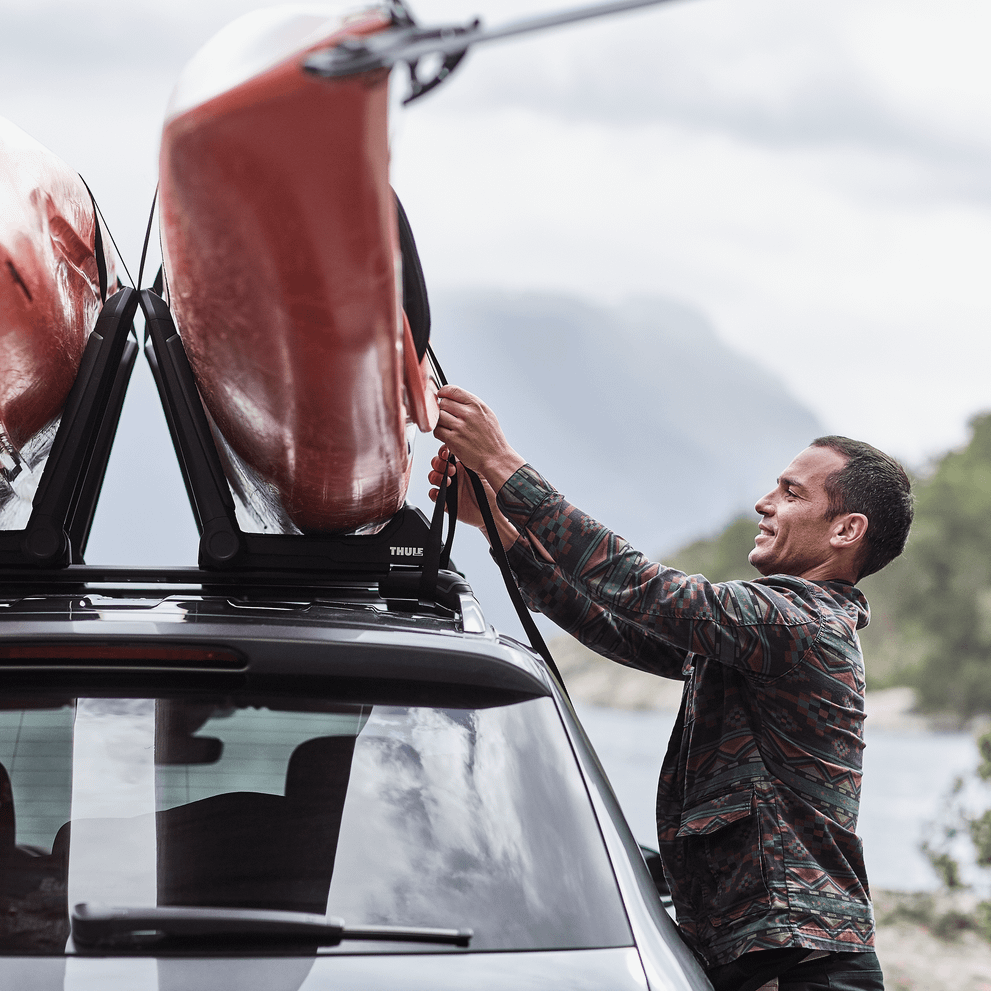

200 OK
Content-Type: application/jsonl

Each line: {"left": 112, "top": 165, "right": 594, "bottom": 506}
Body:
{"left": 0, "top": 287, "right": 139, "bottom": 568}
{"left": 140, "top": 289, "right": 244, "bottom": 567}
{"left": 139, "top": 289, "right": 459, "bottom": 590}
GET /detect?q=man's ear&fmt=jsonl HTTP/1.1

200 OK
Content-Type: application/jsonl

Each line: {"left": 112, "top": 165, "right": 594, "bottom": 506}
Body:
{"left": 830, "top": 513, "right": 868, "bottom": 550}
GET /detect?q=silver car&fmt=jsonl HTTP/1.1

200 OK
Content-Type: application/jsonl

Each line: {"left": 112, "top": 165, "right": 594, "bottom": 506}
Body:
{"left": 0, "top": 577, "right": 710, "bottom": 990}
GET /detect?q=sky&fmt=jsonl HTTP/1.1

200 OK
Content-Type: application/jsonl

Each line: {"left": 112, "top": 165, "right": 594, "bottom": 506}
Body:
{"left": 4, "top": 0, "right": 991, "bottom": 468}
{"left": 3, "top": 0, "right": 991, "bottom": 567}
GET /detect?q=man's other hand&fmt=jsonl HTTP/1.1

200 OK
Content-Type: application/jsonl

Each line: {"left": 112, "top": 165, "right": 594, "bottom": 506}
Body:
{"left": 428, "top": 446, "right": 483, "bottom": 530}
{"left": 428, "top": 444, "right": 522, "bottom": 550}
{"left": 432, "top": 385, "right": 526, "bottom": 492}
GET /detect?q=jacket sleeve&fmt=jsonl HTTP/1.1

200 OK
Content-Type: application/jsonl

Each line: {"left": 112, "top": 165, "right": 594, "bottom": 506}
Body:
{"left": 505, "top": 533, "right": 692, "bottom": 681}
{"left": 497, "top": 465, "right": 822, "bottom": 679}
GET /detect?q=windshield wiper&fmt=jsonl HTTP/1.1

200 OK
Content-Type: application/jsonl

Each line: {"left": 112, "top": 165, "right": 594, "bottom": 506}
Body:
{"left": 331, "top": 923, "right": 472, "bottom": 946}
{"left": 71, "top": 904, "right": 472, "bottom": 949}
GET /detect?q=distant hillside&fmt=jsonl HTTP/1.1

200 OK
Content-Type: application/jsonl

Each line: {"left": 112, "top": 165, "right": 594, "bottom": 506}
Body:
{"left": 867, "top": 413, "right": 991, "bottom": 719}
{"left": 428, "top": 290, "right": 823, "bottom": 555}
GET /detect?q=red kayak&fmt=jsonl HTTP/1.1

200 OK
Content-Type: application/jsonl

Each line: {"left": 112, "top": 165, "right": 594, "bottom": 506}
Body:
{"left": 0, "top": 117, "right": 113, "bottom": 475}
{"left": 159, "top": 5, "right": 439, "bottom": 534}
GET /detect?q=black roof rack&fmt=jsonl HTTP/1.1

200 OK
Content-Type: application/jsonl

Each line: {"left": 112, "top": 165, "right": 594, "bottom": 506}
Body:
{"left": 0, "top": 565, "right": 475, "bottom": 616}
{"left": 0, "top": 289, "right": 467, "bottom": 617}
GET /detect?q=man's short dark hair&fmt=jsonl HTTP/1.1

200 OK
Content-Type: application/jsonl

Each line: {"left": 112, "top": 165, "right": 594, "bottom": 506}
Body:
{"left": 811, "top": 436, "right": 913, "bottom": 580}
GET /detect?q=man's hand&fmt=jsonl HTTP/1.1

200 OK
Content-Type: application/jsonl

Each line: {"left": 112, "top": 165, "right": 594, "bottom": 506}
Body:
{"left": 432, "top": 385, "right": 526, "bottom": 494}
{"left": 428, "top": 445, "right": 521, "bottom": 550}
{"left": 428, "top": 446, "right": 484, "bottom": 530}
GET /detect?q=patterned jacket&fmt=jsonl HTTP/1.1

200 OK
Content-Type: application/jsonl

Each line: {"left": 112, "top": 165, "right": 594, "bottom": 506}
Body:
{"left": 498, "top": 465, "right": 875, "bottom": 967}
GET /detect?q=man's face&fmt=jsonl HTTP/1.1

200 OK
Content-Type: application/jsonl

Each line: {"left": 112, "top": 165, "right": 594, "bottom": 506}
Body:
{"left": 748, "top": 446, "right": 849, "bottom": 578}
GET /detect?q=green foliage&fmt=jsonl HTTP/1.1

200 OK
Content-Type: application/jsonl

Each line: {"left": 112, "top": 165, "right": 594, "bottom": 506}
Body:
{"left": 926, "top": 849, "right": 966, "bottom": 890}
{"left": 976, "top": 901, "right": 991, "bottom": 942}
{"left": 970, "top": 810, "right": 991, "bottom": 868}
{"left": 663, "top": 412, "right": 991, "bottom": 716}
{"left": 966, "top": 731, "right": 991, "bottom": 878}
{"left": 921, "top": 774, "right": 969, "bottom": 891}
{"left": 666, "top": 515, "right": 762, "bottom": 583}
{"left": 875, "top": 891, "right": 978, "bottom": 943}
{"left": 978, "top": 733, "right": 991, "bottom": 781}
{"left": 920, "top": 738, "right": 991, "bottom": 944}
{"left": 890, "top": 413, "right": 991, "bottom": 717}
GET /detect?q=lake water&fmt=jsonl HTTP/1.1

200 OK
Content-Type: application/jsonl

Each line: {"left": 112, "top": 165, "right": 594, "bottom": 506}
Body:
{"left": 574, "top": 702, "right": 985, "bottom": 893}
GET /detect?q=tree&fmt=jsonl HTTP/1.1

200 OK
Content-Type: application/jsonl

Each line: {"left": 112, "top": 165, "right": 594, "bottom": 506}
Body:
{"left": 887, "top": 413, "right": 991, "bottom": 718}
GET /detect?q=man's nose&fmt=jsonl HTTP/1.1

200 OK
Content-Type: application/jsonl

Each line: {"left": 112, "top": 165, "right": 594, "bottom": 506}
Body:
{"left": 754, "top": 492, "right": 774, "bottom": 516}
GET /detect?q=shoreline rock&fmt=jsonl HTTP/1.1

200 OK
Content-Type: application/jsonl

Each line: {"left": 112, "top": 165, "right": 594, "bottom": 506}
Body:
{"left": 874, "top": 889, "right": 991, "bottom": 991}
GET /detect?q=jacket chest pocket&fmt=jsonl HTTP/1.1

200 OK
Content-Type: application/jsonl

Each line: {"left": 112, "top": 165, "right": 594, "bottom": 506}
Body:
{"left": 676, "top": 788, "right": 770, "bottom": 927}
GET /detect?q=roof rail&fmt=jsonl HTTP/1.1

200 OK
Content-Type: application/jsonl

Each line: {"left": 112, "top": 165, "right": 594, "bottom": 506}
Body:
{"left": 0, "top": 564, "right": 478, "bottom": 618}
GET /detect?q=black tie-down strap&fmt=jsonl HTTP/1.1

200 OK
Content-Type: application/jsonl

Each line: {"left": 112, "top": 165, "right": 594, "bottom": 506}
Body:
{"left": 395, "top": 190, "right": 430, "bottom": 361}
{"left": 463, "top": 464, "right": 569, "bottom": 696}
{"left": 79, "top": 175, "right": 134, "bottom": 296}
{"left": 424, "top": 343, "right": 567, "bottom": 694}
{"left": 417, "top": 449, "right": 457, "bottom": 607}
{"left": 78, "top": 176, "right": 109, "bottom": 303}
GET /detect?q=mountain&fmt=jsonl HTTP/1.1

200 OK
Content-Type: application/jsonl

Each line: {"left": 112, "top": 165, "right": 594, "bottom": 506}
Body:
{"left": 84, "top": 285, "right": 823, "bottom": 643}
{"left": 426, "top": 289, "right": 822, "bottom": 551}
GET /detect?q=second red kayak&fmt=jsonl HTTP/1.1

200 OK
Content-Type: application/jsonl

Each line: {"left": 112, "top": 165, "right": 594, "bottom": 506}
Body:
{"left": 0, "top": 116, "right": 114, "bottom": 489}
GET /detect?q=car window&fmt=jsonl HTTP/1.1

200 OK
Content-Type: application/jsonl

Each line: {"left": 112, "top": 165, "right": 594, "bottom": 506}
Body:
{"left": 0, "top": 706, "right": 73, "bottom": 848}
{"left": 0, "top": 695, "right": 632, "bottom": 954}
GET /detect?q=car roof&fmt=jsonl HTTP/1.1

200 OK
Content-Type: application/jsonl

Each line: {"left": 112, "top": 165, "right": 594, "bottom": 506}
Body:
{"left": 0, "top": 566, "right": 554, "bottom": 707}
{"left": 0, "top": 285, "right": 557, "bottom": 707}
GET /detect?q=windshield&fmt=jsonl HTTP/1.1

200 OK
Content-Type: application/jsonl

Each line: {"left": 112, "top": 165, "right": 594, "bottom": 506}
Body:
{"left": 0, "top": 695, "right": 631, "bottom": 954}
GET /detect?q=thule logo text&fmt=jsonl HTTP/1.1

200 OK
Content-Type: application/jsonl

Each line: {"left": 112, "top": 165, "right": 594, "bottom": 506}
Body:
{"left": 390, "top": 546, "right": 423, "bottom": 557}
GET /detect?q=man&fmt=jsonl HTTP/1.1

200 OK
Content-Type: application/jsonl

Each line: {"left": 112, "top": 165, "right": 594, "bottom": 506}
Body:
{"left": 429, "top": 384, "right": 913, "bottom": 991}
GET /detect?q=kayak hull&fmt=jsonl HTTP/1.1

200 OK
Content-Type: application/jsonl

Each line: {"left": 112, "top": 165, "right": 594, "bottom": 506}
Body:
{"left": 0, "top": 118, "right": 108, "bottom": 463}
{"left": 160, "top": 6, "right": 436, "bottom": 534}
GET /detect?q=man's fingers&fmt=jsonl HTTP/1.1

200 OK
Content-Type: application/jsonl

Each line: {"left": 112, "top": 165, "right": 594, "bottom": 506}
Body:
{"left": 427, "top": 469, "right": 454, "bottom": 487}
{"left": 429, "top": 455, "right": 456, "bottom": 474}
{"left": 434, "top": 408, "right": 464, "bottom": 432}
{"left": 437, "top": 384, "right": 477, "bottom": 405}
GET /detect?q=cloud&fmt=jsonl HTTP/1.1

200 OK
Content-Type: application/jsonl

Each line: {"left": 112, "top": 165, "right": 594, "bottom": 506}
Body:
{"left": 409, "top": 0, "right": 991, "bottom": 204}
{"left": 10, "top": 0, "right": 991, "bottom": 201}
{"left": 5, "top": 0, "right": 991, "bottom": 469}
